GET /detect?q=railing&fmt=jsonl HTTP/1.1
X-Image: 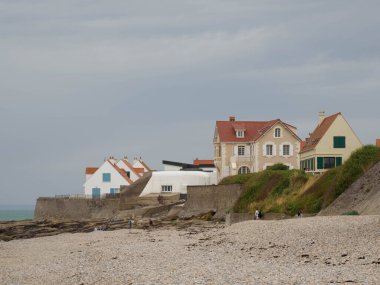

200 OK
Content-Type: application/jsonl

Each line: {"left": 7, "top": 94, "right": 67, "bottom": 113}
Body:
{"left": 51, "top": 193, "right": 120, "bottom": 200}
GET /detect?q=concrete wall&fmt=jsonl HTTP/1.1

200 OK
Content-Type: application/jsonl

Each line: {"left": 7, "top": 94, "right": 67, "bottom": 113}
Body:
{"left": 139, "top": 171, "right": 217, "bottom": 196}
{"left": 181, "top": 184, "right": 244, "bottom": 219}
{"left": 34, "top": 197, "right": 120, "bottom": 220}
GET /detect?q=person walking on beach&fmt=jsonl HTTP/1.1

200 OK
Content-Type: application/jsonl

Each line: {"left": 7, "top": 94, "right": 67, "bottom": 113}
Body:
{"left": 128, "top": 217, "right": 133, "bottom": 229}
{"left": 255, "top": 209, "right": 259, "bottom": 220}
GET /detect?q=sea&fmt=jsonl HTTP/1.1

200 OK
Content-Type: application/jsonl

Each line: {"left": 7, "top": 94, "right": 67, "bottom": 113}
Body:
{"left": 0, "top": 205, "right": 34, "bottom": 221}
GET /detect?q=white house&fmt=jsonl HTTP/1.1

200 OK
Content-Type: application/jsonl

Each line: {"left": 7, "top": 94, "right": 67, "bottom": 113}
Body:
{"left": 116, "top": 159, "right": 143, "bottom": 182}
{"left": 139, "top": 171, "right": 217, "bottom": 197}
{"left": 162, "top": 159, "right": 216, "bottom": 172}
{"left": 133, "top": 158, "right": 153, "bottom": 172}
{"left": 83, "top": 160, "right": 134, "bottom": 198}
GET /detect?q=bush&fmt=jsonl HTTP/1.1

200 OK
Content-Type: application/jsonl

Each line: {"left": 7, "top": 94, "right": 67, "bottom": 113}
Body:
{"left": 266, "top": 163, "right": 289, "bottom": 170}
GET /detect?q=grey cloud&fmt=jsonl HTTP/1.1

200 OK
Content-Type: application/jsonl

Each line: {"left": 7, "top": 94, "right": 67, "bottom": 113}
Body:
{"left": 1, "top": 0, "right": 380, "bottom": 205}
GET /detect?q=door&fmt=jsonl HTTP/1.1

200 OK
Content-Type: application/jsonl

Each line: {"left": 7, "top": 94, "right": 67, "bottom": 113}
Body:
{"left": 92, "top": 187, "right": 101, "bottom": 199}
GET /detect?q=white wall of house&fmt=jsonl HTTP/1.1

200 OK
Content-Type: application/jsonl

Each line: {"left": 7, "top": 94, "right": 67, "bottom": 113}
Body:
{"left": 163, "top": 164, "right": 183, "bottom": 171}
{"left": 315, "top": 114, "right": 362, "bottom": 161}
{"left": 133, "top": 160, "right": 150, "bottom": 172}
{"left": 116, "top": 160, "right": 141, "bottom": 182}
{"left": 83, "top": 161, "right": 130, "bottom": 197}
{"left": 139, "top": 171, "right": 217, "bottom": 196}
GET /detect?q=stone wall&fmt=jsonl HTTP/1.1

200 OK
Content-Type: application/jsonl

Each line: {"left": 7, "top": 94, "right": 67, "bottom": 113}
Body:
{"left": 181, "top": 184, "right": 244, "bottom": 218}
{"left": 34, "top": 197, "right": 120, "bottom": 220}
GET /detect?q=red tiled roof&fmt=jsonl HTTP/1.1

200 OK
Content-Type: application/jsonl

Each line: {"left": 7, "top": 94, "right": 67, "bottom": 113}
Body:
{"left": 216, "top": 119, "right": 300, "bottom": 142}
{"left": 300, "top": 141, "right": 307, "bottom": 151}
{"left": 376, "top": 139, "right": 380, "bottom": 147}
{"left": 300, "top": 112, "right": 341, "bottom": 153}
{"left": 133, "top": 167, "right": 145, "bottom": 174}
{"left": 138, "top": 160, "right": 152, "bottom": 172}
{"left": 107, "top": 160, "right": 134, "bottom": 184}
{"left": 193, "top": 159, "right": 214, "bottom": 165}
{"left": 85, "top": 167, "right": 98, "bottom": 175}
{"left": 121, "top": 159, "right": 142, "bottom": 177}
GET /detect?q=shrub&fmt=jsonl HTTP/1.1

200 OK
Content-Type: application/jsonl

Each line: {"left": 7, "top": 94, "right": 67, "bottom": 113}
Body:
{"left": 266, "top": 163, "right": 289, "bottom": 170}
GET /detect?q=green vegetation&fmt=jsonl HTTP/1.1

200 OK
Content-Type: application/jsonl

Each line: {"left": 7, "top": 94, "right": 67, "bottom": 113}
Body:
{"left": 334, "top": 145, "right": 380, "bottom": 198}
{"left": 342, "top": 210, "right": 359, "bottom": 215}
{"left": 266, "top": 163, "right": 289, "bottom": 170}
{"left": 220, "top": 145, "right": 380, "bottom": 215}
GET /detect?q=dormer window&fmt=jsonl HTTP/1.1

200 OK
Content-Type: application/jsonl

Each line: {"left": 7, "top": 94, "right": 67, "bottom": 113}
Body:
{"left": 236, "top": 130, "right": 245, "bottom": 138}
{"left": 274, "top": 128, "right": 281, "bottom": 138}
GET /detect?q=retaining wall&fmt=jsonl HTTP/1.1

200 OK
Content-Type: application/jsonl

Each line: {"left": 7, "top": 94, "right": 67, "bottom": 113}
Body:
{"left": 34, "top": 197, "right": 120, "bottom": 220}
{"left": 181, "top": 184, "right": 244, "bottom": 218}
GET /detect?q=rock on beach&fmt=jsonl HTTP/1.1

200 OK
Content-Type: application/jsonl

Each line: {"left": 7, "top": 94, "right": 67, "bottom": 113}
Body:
{"left": 0, "top": 215, "right": 379, "bottom": 284}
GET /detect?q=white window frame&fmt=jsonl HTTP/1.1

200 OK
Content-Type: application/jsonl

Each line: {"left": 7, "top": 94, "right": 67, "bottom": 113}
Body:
{"left": 274, "top": 128, "right": 281, "bottom": 138}
{"left": 283, "top": 144, "right": 290, "bottom": 156}
{"left": 238, "top": 145, "right": 245, "bottom": 156}
{"left": 238, "top": 166, "right": 250, "bottom": 174}
{"left": 161, "top": 185, "right": 173, "bottom": 192}
{"left": 266, "top": 144, "right": 273, "bottom": 156}
{"left": 236, "top": 130, "right": 245, "bottom": 138}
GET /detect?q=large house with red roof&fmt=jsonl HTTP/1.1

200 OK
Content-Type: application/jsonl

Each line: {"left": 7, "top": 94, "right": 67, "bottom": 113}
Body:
{"left": 83, "top": 157, "right": 152, "bottom": 198}
{"left": 300, "top": 112, "right": 362, "bottom": 172}
{"left": 214, "top": 116, "right": 302, "bottom": 181}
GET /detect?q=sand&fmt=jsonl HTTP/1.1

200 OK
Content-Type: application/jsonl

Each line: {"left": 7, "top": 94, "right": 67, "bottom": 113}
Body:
{"left": 1, "top": 215, "right": 379, "bottom": 284}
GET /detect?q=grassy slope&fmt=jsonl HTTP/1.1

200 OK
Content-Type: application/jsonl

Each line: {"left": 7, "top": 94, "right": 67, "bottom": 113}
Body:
{"left": 220, "top": 145, "right": 380, "bottom": 215}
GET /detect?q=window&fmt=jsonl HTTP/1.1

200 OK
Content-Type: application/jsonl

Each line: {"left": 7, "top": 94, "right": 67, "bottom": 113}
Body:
{"left": 238, "top": 166, "right": 250, "bottom": 174}
{"left": 161, "top": 185, "right": 172, "bottom": 192}
{"left": 283, "top": 144, "right": 290, "bottom": 156}
{"left": 324, "top": 157, "right": 335, "bottom": 169}
{"left": 102, "top": 173, "right": 111, "bottom": 182}
{"left": 110, "top": 188, "right": 119, "bottom": 194}
{"left": 266, "top": 144, "right": 273, "bottom": 156}
{"left": 236, "top": 130, "right": 245, "bottom": 138}
{"left": 301, "top": 158, "right": 315, "bottom": 171}
{"left": 126, "top": 171, "right": 131, "bottom": 178}
{"left": 238, "top": 145, "right": 245, "bottom": 156}
{"left": 333, "top": 136, "right": 346, "bottom": 148}
{"left": 274, "top": 128, "right": 281, "bottom": 138}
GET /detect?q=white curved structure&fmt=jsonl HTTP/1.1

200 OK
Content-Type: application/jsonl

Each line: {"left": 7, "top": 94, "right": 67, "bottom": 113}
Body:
{"left": 139, "top": 171, "right": 217, "bottom": 197}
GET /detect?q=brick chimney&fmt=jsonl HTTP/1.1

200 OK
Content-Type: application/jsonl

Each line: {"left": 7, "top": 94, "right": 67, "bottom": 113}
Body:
{"left": 319, "top": 111, "right": 325, "bottom": 125}
{"left": 229, "top": 116, "right": 236, "bottom": 122}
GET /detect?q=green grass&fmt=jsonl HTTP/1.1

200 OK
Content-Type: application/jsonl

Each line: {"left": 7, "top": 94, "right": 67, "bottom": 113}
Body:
{"left": 334, "top": 145, "right": 380, "bottom": 198}
{"left": 220, "top": 145, "right": 380, "bottom": 216}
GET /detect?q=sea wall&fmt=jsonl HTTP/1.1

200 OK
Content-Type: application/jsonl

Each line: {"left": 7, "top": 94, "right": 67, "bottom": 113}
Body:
{"left": 34, "top": 197, "right": 120, "bottom": 220}
{"left": 181, "top": 184, "right": 244, "bottom": 219}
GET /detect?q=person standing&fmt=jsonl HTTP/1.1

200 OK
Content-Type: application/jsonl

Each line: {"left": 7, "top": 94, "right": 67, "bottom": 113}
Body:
{"left": 255, "top": 209, "right": 259, "bottom": 220}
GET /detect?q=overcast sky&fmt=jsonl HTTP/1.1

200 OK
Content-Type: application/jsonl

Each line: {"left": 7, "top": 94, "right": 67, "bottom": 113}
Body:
{"left": 1, "top": 0, "right": 379, "bottom": 206}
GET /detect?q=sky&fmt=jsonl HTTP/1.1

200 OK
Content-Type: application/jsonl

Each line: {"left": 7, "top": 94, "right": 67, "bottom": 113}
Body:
{"left": 1, "top": 0, "right": 379, "bottom": 206}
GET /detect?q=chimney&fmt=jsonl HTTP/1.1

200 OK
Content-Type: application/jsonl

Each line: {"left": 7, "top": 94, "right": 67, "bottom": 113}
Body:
{"left": 229, "top": 116, "right": 236, "bottom": 122}
{"left": 319, "top": 111, "right": 325, "bottom": 125}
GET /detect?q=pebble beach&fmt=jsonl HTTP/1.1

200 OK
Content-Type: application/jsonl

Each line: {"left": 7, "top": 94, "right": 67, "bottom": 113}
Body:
{"left": 1, "top": 215, "right": 379, "bottom": 285}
